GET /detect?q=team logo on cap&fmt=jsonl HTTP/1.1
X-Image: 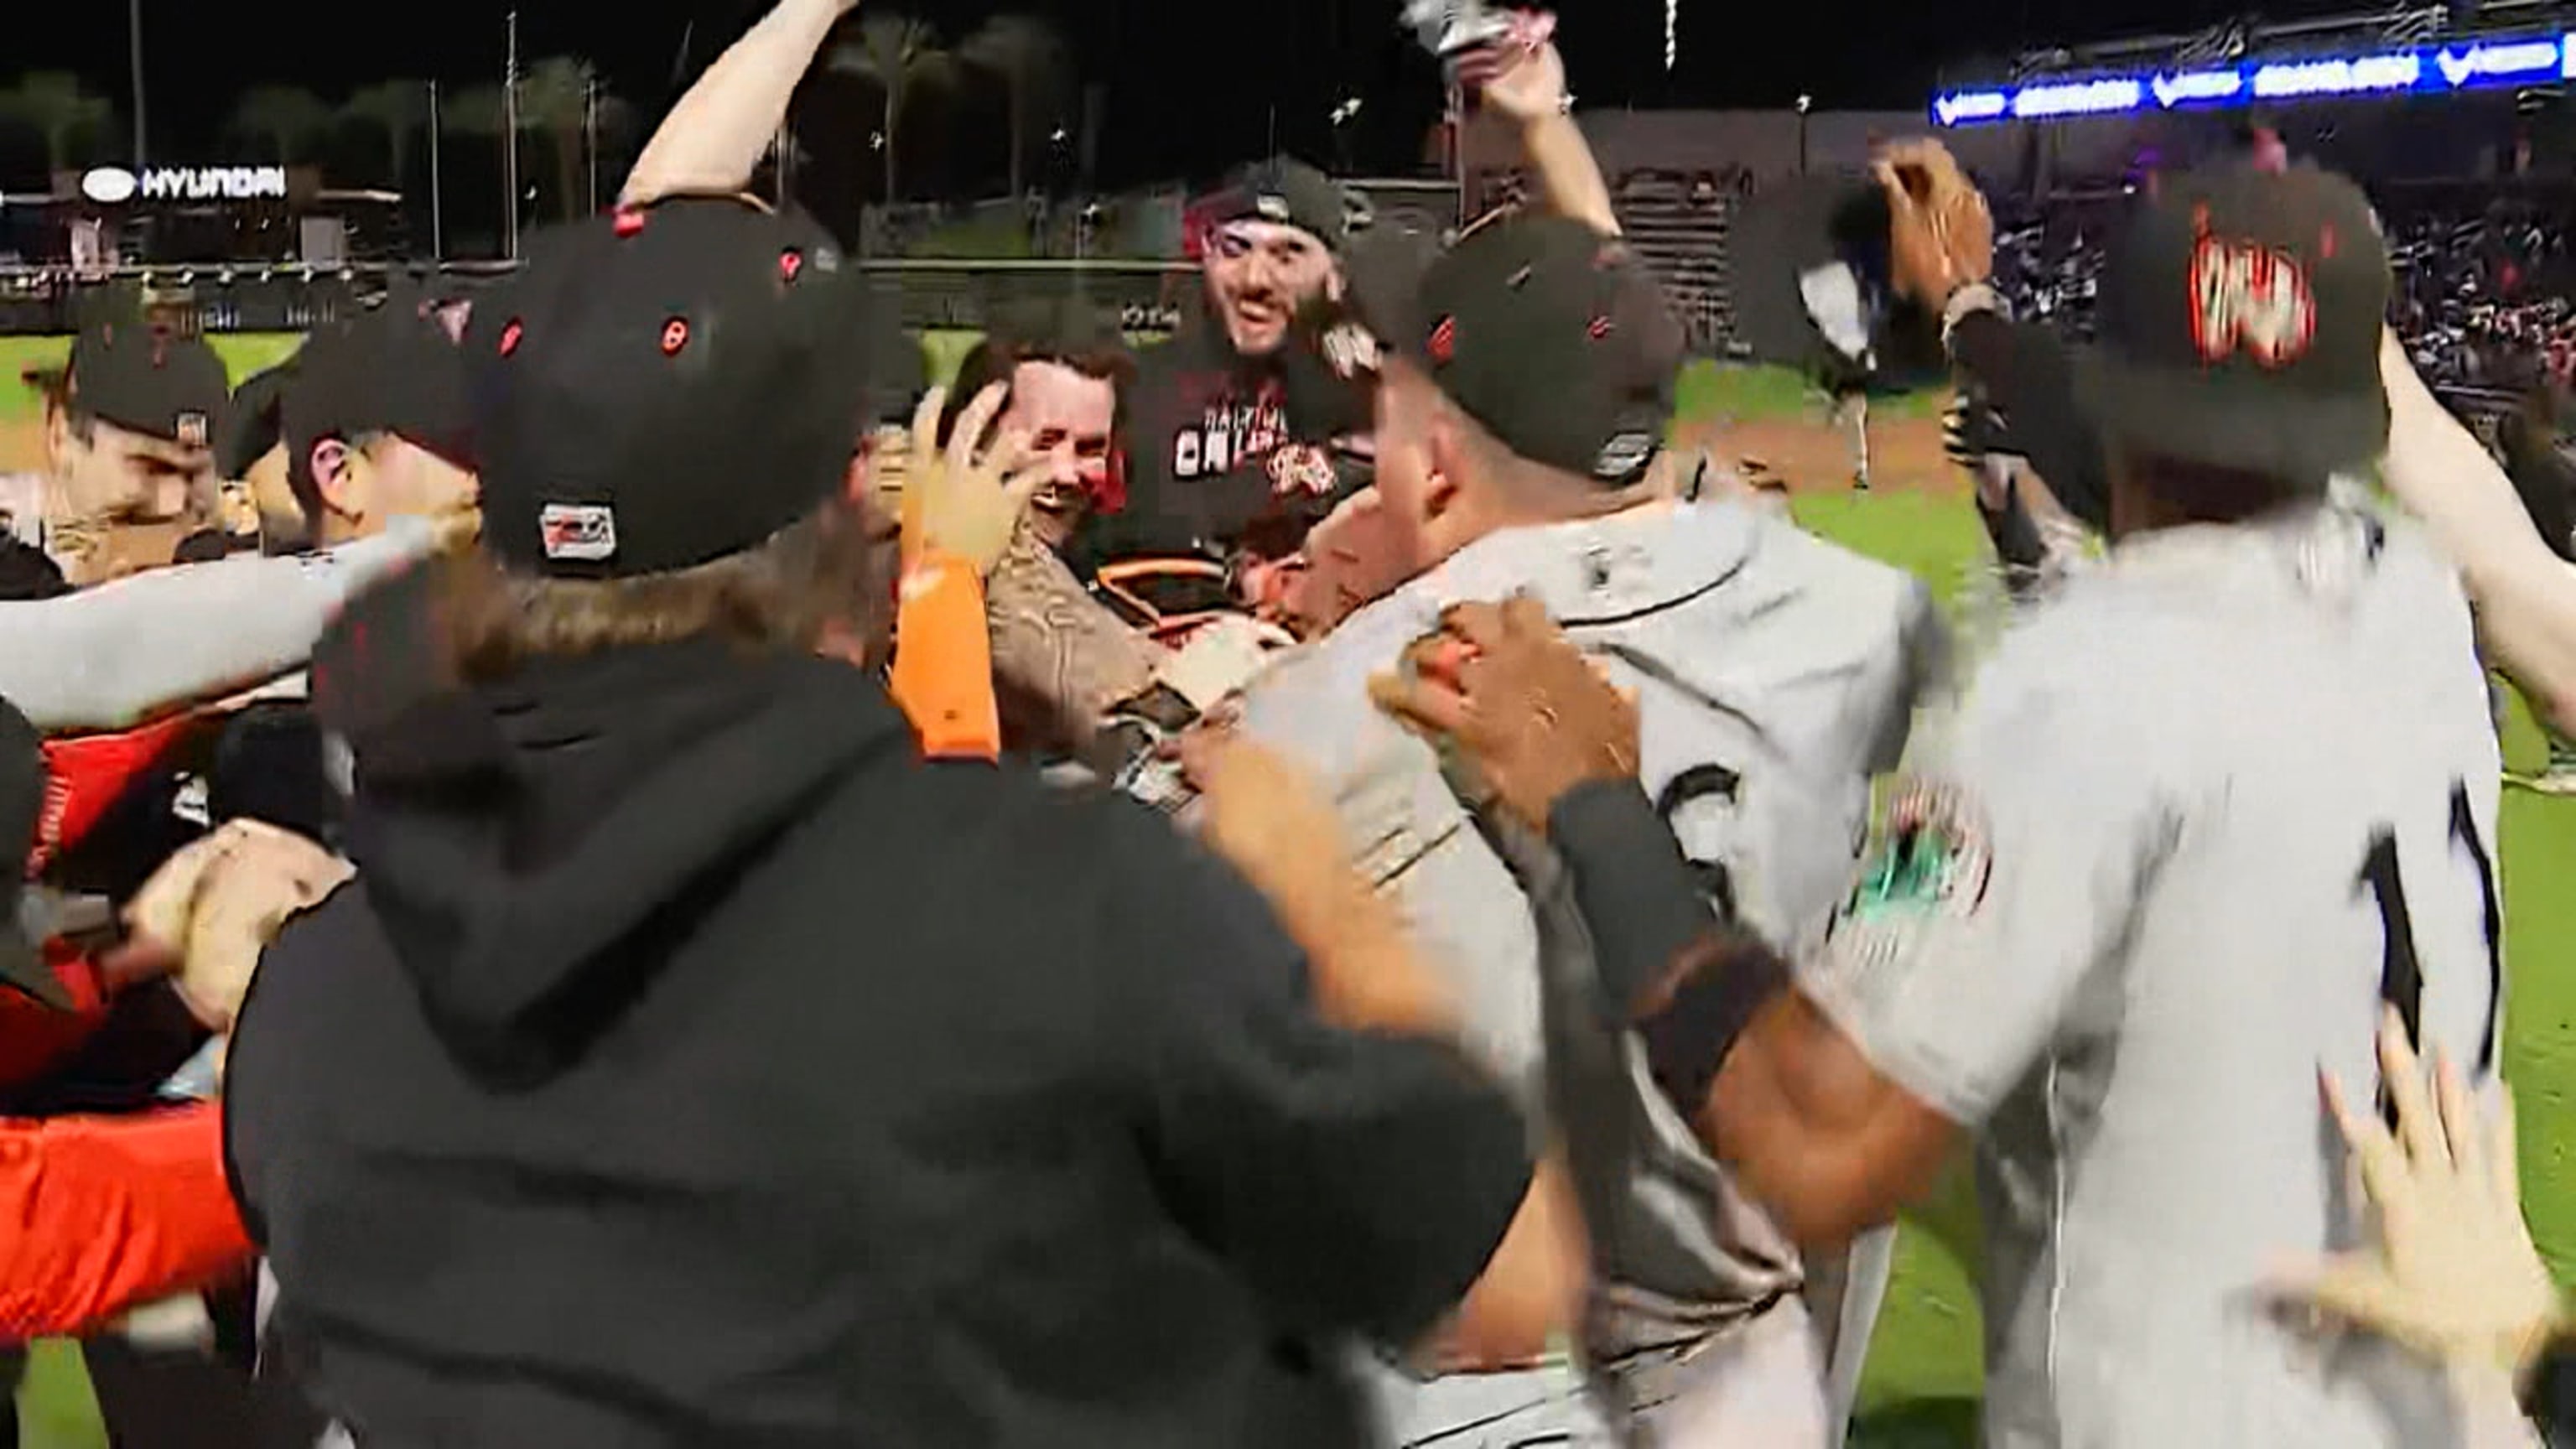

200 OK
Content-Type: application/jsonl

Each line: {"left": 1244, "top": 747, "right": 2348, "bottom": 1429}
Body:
{"left": 1594, "top": 431, "right": 1657, "bottom": 480}
{"left": 2189, "top": 235, "right": 2316, "bottom": 367}
{"left": 538, "top": 503, "right": 617, "bottom": 562}
{"left": 174, "top": 413, "right": 208, "bottom": 448}
{"left": 1255, "top": 194, "right": 1291, "bottom": 222}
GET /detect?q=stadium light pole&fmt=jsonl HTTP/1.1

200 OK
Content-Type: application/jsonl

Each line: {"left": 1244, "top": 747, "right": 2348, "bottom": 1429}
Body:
{"left": 504, "top": 11, "right": 522, "bottom": 260}
{"left": 128, "top": 0, "right": 148, "bottom": 165}
{"left": 428, "top": 80, "right": 446, "bottom": 262}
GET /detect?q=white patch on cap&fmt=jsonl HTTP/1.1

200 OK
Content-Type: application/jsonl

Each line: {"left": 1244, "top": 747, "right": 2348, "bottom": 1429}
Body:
{"left": 538, "top": 503, "right": 617, "bottom": 562}
{"left": 1595, "top": 432, "right": 1658, "bottom": 480}
{"left": 174, "top": 413, "right": 208, "bottom": 448}
{"left": 1255, "top": 194, "right": 1292, "bottom": 222}
{"left": 2189, "top": 236, "right": 2315, "bottom": 366}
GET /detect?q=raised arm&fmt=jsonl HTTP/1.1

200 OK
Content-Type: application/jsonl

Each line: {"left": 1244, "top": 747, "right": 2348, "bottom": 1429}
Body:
{"left": 621, "top": 0, "right": 860, "bottom": 207}
{"left": 1467, "top": 20, "right": 1619, "bottom": 237}
{"left": 2379, "top": 331, "right": 2576, "bottom": 738}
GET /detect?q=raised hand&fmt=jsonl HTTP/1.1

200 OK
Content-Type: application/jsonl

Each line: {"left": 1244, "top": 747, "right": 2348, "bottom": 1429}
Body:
{"left": 1873, "top": 138, "right": 1995, "bottom": 309}
{"left": 2272, "top": 1011, "right": 2564, "bottom": 1389}
{"left": 1368, "top": 595, "right": 1639, "bottom": 833}
{"left": 902, "top": 382, "right": 1056, "bottom": 579}
{"left": 1465, "top": 18, "right": 1569, "bottom": 127}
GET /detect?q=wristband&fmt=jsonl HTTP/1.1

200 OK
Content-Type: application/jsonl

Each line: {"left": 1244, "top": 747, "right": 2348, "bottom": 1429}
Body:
{"left": 2519, "top": 1327, "right": 2575, "bottom": 1435}
{"left": 1636, "top": 931, "right": 1790, "bottom": 1122}
{"left": 900, "top": 547, "right": 974, "bottom": 593}
{"left": 1546, "top": 778, "right": 1725, "bottom": 1015}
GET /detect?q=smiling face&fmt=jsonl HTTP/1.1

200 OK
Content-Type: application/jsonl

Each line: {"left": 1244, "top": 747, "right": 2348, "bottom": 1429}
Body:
{"left": 1204, "top": 221, "right": 1340, "bottom": 358}
{"left": 1003, "top": 359, "right": 1119, "bottom": 548}
{"left": 47, "top": 407, "right": 209, "bottom": 527}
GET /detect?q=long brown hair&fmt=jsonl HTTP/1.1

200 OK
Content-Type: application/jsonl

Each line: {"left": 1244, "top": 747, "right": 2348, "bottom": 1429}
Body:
{"left": 428, "top": 494, "right": 900, "bottom": 686}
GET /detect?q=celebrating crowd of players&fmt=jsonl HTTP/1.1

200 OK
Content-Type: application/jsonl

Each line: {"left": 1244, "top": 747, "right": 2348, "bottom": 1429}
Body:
{"left": 3, "top": 0, "right": 2576, "bottom": 1446}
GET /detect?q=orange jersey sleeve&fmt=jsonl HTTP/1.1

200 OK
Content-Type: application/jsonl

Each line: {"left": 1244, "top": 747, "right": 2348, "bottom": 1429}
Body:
{"left": 0, "top": 1104, "right": 253, "bottom": 1339}
{"left": 889, "top": 549, "right": 1000, "bottom": 763}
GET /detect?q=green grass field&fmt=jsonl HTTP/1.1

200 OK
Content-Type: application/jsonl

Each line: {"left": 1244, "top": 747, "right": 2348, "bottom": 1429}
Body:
{"left": 0, "top": 340, "right": 2567, "bottom": 1446}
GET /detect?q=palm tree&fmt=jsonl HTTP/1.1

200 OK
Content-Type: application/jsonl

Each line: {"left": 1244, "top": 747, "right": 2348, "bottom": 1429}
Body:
{"left": 519, "top": 57, "right": 605, "bottom": 221}
{"left": 229, "top": 86, "right": 334, "bottom": 165}
{"left": 829, "top": 14, "right": 956, "bottom": 203}
{"left": 342, "top": 80, "right": 429, "bottom": 190}
{"left": 961, "top": 15, "right": 1067, "bottom": 200}
{"left": 0, "top": 72, "right": 113, "bottom": 175}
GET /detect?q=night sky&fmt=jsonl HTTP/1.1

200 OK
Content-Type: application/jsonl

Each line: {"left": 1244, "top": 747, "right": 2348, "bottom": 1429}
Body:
{"left": 9, "top": 0, "right": 2363, "bottom": 191}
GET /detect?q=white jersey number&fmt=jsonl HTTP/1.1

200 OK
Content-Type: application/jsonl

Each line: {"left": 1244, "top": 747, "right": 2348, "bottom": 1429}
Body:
{"left": 2353, "top": 778, "right": 2504, "bottom": 1123}
{"left": 1656, "top": 764, "right": 1743, "bottom": 924}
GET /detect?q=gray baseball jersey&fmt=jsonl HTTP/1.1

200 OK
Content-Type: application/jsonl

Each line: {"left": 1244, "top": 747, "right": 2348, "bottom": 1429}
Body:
{"left": 1236, "top": 501, "right": 1943, "bottom": 1379}
{"left": 1805, "top": 502, "right": 2496, "bottom": 1449}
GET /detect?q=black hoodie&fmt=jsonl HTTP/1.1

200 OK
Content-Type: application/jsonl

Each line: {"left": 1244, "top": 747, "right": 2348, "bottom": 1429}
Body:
{"left": 225, "top": 617, "right": 1533, "bottom": 1446}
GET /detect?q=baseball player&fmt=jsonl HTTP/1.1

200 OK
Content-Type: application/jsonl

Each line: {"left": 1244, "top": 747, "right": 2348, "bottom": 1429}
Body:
{"left": 1408, "top": 163, "right": 2503, "bottom": 1449}
{"left": 1830, "top": 374, "right": 1872, "bottom": 492}
{"left": 1228, "top": 214, "right": 1944, "bottom": 1446}
{"left": 4, "top": 314, "right": 230, "bottom": 584}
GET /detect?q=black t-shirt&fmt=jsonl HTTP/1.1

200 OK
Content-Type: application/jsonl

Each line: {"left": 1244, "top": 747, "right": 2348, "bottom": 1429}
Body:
{"left": 1090, "top": 325, "right": 1357, "bottom": 570}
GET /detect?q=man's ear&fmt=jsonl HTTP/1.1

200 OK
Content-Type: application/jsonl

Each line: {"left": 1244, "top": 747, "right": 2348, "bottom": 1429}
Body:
{"left": 40, "top": 402, "right": 72, "bottom": 472}
{"left": 309, "top": 439, "right": 361, "bottom": 518}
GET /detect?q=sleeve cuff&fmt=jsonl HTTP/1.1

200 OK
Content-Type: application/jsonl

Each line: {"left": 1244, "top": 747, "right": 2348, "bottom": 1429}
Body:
{"left": 1546, "top": 778, "right": 1721, "bottom": 1015}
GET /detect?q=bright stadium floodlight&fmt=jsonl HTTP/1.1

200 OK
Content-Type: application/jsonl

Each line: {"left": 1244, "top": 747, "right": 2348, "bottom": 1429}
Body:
{"left": 1930, "top": 28, "right": 2576, "bottom": 124}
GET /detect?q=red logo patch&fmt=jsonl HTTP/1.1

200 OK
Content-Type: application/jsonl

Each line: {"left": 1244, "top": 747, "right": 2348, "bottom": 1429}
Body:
{"left": 1427, "top": 315, "right": 1457, "bottom": 363}
{"left": 780, "top": 250, "right": 804, "bottom": 282}
{"left": 498, "top": 319, "right": 524, "bottom": 357}
{"left": 2188, "top": 236, "right": 2315, "bottom": 367}
{"left": 661, "top": 319, "right": 690, "bottom": 356}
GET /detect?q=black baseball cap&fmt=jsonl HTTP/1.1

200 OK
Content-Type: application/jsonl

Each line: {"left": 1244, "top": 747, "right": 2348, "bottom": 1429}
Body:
{"left": 218, "top": 358, "right": 299, "bottom": 482}
{"left": 1368, "top": 215, "right": 1685, "bottom": 487}
{"left": 36, "top": 318, "right": 231, "bottom": 449}
{"left": 0, "top": 697, "right": 70, "bottom": 1010}
{"left": 1204, "top": 157, "right": 1365, "bottom": 252}
{"left": 465, "top": 197, "right": 872, "bottom": 579}
{"left": 284, "top": 306, "right": 476, "bottom": 487}
{"left": 2077, "top": 164, "right": 2390, "bottom": 484}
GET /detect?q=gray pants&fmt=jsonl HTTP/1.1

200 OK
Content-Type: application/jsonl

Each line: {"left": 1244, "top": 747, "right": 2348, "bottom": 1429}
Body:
{"left": 1831, "top": 391, "right": 1870, "bottom": 486}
